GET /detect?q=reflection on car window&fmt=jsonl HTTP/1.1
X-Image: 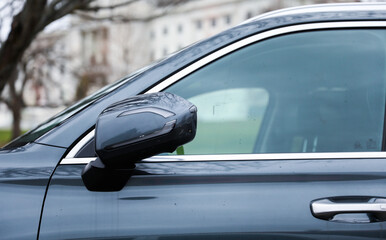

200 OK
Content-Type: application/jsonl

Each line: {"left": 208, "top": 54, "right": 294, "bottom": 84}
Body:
{"left": 167, "top": 29, "right": 386, "bottom": 154}
{"left": 175, "top": 88, "right": 268, "bottom": 154}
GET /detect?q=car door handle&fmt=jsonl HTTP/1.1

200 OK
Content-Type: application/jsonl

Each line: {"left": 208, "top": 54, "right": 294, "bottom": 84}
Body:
{"left": 311, "top": 197, "right": 386, "bottom": 221}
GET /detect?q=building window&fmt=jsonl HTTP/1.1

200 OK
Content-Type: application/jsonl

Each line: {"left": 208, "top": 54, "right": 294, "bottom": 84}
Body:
{"left": 225, "top": 15, "right": 232, "bottom": 25}
{"left": 163, "top": 27, "right": 168, "bottom": 35}
{"left": 177, "top": 24, "right": 183, "bottom": 33}
{"left": 211, "top": 18, "right": 217, "bottom": 27}
{"left": 195, "top": 19, "right": 202, "bottom": 29}
{"left": 246, "top": 11, "right": 253, "bottom": 20}
{"left": 150, "top": 31, "right": 155, "bottom": 39}
{"left": 150, "top": 51, "right": 155, "bottom": 61}
{"left": 123, "top": 48, "right": 129, "bottom": 63}
{"left": 81, "top": 27, "right": 109, "bottom": 66}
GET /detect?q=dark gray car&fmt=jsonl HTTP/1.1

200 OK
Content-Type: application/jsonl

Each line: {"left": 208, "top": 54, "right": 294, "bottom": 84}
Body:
{"left": 2, "top": 3, "right": 386, "bottom": 239}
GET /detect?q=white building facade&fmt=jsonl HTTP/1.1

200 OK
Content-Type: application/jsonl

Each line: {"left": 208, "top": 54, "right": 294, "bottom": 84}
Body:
{"left": 0, "top": 0, "right": 362, "bottom": 130}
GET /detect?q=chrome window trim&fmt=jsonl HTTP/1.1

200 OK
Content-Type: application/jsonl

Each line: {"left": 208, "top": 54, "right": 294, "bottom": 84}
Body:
{"left": 61, "top": 152, "right": 386, "bottom": 165}
{"left": 63, "top": 21, "right": 386, "bottom": 163}
{"left": 242, "top": 3, "right": 386, "bottom": 24}
{"left": 66, "top": 129, "right": 95, "bottom": 158}
{"left": 147, "top": 21, "right": 386, "bottom": 93}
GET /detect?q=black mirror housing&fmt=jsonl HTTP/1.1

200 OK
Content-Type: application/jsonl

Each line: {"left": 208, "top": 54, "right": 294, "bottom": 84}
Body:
{"left": 95, "top": 92, "right": 197, "bottom": 168}
{"left": 82, "top": 92, "right": 196, "bottom": 191}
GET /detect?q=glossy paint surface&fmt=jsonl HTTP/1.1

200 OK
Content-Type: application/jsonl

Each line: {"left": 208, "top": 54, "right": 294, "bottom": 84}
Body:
{"left": 40, "top": 158, "right": 386, "bottom": 239}
{"left": 0, "top": 143, "right": 65, "bottom": 239}
{"left": 2, "top": 5, "right": 386, "bottom": 240}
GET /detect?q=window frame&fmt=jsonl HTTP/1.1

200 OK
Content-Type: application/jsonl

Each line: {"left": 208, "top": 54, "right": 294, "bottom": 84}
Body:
{"left": 62, "top": 21, "right": 386, "bottom": 165}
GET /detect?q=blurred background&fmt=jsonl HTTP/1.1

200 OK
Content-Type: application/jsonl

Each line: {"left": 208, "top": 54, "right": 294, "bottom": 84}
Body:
{"left": 0, "top": 0, "right": 383, "bottom": 146}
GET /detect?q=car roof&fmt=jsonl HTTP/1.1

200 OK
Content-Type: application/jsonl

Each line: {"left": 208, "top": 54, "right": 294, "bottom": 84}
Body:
{"left": 243, "top": 2, "right": 386, "bottom": 24}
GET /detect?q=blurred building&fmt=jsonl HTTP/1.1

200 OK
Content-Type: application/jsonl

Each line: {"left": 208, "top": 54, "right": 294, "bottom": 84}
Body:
{"left": 0, "top": 0, "right": 363, "bottom": 129}
{"left": 63, "top": 0, "right": 362, "bottom": 97}
{"left": 75, "top": 0, "right": 358, "bottom": 84}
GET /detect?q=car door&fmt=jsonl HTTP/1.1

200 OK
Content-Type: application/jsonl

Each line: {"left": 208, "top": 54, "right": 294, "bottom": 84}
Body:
{"left": 39, "top": 22, "right": 386, "bottom": 239}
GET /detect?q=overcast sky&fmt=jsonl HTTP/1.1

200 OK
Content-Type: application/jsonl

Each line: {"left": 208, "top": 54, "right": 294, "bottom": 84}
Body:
{"left": 0, "top": 1, "right": 70, "bottom": 43}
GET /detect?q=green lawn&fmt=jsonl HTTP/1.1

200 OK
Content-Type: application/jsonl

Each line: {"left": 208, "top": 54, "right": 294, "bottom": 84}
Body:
{"left": 0, "top": 130, "right": 12, "bottom": 147}
{"left": 0, "top": 130, "right": 28, "bottom": 147}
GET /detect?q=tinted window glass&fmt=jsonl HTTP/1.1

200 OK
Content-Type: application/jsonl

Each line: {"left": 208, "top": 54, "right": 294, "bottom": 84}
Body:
{"left": 166, "top": 29, "right": 386, "bottom": 154}
{"left": 185, "top": 88, "right": 268, "bottom": 154}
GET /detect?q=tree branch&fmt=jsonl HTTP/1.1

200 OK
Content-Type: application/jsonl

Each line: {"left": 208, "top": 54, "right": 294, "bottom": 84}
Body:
{"left": 0, "top": 96, "right": 11, "bottom": 108}
{"left": 0, "top": 0, "right": 47, "bottom": 95}
{"left": 0, "top": 0, "right": 98, "bottom": 96}
{"left": 0, "top": 0, "right": 170, "bottom": 96}
{"left": 20, "top": 62, "right": 29, "bottom": 93}
{"left": 75, "top": 10, "right": 166, "bottom": 23}
{"left": 82, "top": 0, "right": 139, "bottom": 12}
{"left": 37, "top": 0, "right": 94, "bottom": 32}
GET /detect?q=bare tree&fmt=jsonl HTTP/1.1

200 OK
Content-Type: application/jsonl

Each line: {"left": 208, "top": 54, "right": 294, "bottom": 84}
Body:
{"left": 0, "top": 35, "right": 68, "bottom": 139}
{"left": 0, "top": 0, "right": 143, "bottom": 96}
{"left": 0, "top": 0, "right": 146, "bottom": 140}
{"left": 0, "top": 0, "right": 184, "bottom": 140}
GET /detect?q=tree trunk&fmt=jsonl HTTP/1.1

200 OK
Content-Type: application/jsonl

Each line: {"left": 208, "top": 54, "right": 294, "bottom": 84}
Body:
{"left": 11, "top": 103, "right": 22, "bottom": 140}
{"left": 7, "top": 70, "right": 23, "bottom": 140}
{"left": 0, "top": 0, "right": 47, "bottom": 95}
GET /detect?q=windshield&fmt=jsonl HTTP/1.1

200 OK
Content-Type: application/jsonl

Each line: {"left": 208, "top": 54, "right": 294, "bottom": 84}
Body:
{"left": 3, "top": 63, "right": 156, "bottom": 149}
{"left": 3, "top": 81, "right": 124, "bottom": 149}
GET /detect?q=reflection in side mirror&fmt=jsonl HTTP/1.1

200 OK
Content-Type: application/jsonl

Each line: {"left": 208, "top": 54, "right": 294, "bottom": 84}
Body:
{"left": 82, "top": 92, "right": 197, "bottom": 191}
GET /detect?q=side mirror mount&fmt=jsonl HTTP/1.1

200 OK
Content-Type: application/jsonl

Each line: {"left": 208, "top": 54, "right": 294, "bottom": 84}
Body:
{"left": 82, "top": 92, "right": 197, "bottom": 191}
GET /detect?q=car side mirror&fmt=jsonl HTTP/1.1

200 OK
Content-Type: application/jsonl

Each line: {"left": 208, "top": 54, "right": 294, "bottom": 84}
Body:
{"left": 82, "top": 92, "right": 197, "bottom": 191}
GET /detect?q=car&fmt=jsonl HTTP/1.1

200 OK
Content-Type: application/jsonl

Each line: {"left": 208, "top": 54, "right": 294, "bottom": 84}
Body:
{"left": 2, "top": 2, "right": 386, "bottom": 239}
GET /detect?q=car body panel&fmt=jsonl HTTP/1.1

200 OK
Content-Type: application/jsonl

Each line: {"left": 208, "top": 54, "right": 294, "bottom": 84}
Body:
{"left": 40, "top": 158, "right": 386, "bottom": 239}
{"left": 1, "top": 3, "right": 386, "bottom": 240}
{"left": 0, "top": 143, "right": 66, "bottom": 239}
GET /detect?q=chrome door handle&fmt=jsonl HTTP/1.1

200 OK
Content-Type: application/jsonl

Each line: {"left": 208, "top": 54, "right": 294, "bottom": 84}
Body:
{"left": 311, "top": 198, "right": 386, "bottom": 221}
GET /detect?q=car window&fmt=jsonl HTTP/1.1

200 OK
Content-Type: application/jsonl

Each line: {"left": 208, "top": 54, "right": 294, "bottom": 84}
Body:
{"left": 166, "top": 29, "right": 386, "bottom": 154}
